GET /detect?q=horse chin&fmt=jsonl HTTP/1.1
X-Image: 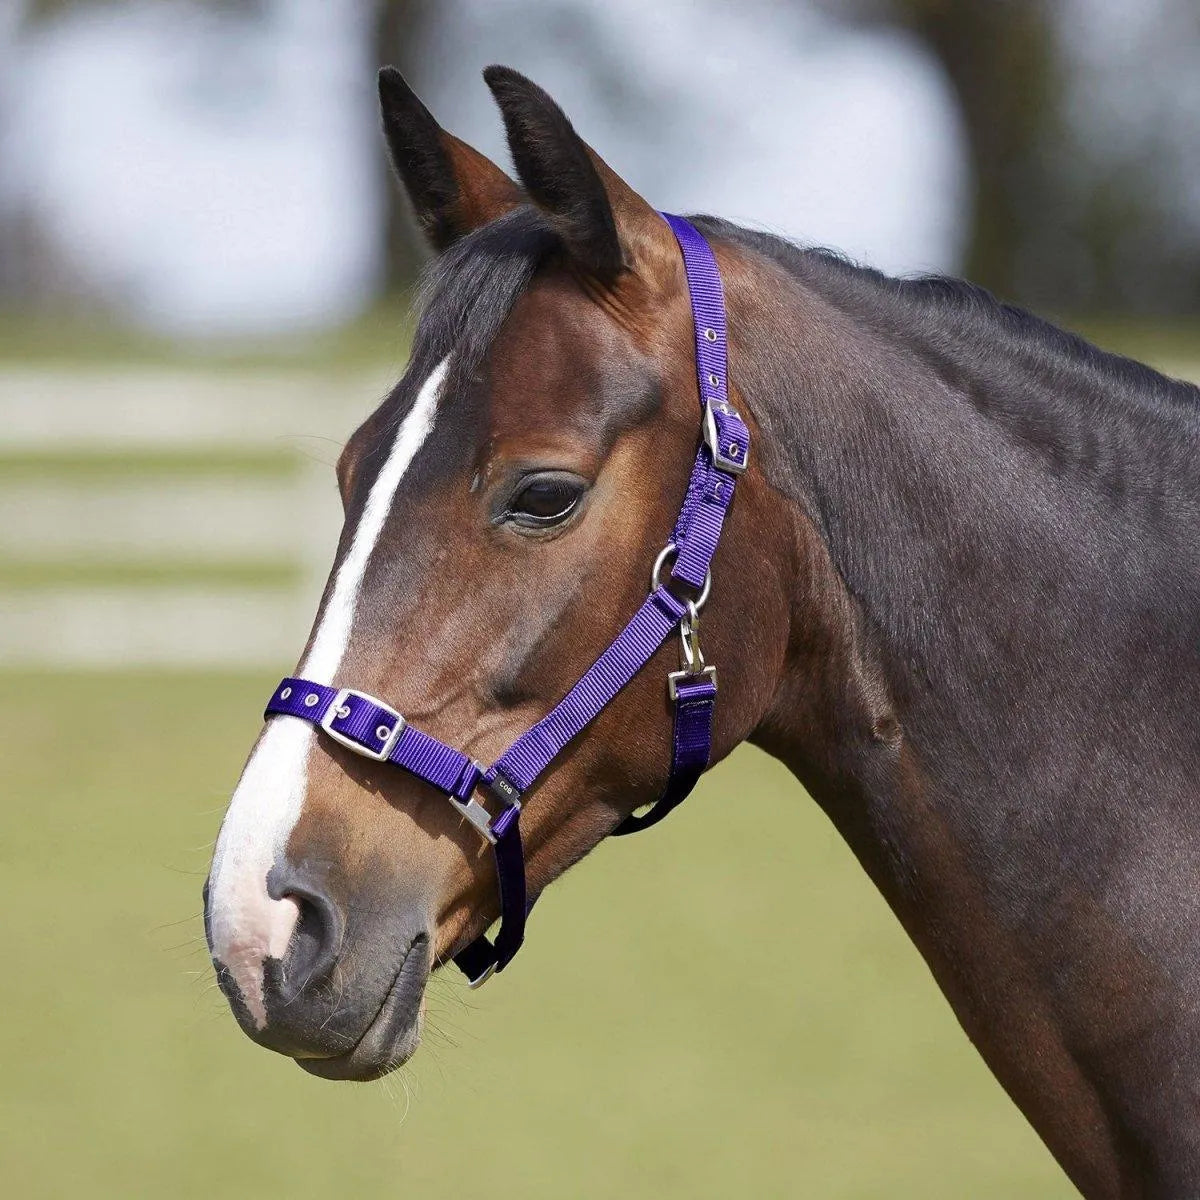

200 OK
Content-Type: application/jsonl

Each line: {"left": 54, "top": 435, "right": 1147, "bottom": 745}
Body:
{"left": 295, "top": 941, "right": 429, "bottom": 1082}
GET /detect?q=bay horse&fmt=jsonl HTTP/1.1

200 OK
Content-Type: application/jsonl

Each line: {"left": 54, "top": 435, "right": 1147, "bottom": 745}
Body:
{"left": 205, "top": 66, "right": 1200, "bottom": 1197}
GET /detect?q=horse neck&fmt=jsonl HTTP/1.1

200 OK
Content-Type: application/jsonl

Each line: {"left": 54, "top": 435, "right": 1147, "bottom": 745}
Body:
{"left": 727, "top": 246, "right": 1200, "bottom": 1191}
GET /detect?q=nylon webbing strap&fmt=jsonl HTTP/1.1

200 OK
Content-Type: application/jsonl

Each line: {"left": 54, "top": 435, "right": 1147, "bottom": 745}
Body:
{"left": 492, "top": 586, "right": 688, "bottom": 790}
{"left": 661, "top": 214, "right": 747, "bottom": 591}
{"left": 613, "top": 672, "right": 717, "bottom": 835}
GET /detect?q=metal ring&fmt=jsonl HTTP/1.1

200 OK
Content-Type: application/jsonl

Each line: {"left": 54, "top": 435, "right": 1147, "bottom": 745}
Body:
{"left": 650, "top": 542, "right": 712, "bottom": 611}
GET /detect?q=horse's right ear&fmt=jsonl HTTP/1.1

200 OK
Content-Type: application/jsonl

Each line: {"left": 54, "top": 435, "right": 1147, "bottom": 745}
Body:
{"left": 482, "top": 65, "right": 676, "bottom": 286}
{"left": 378, "top": 67, "right": 522, "bottom": 252}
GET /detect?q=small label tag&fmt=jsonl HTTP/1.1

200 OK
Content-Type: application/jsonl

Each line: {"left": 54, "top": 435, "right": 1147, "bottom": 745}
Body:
{"left": 489, "top": 773, "right": 523, "bottom": 806}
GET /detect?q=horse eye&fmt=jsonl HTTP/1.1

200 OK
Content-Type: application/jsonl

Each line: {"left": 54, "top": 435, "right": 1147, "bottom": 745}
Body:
{"left": 507, "top": 476, "right": 583, "bottom": 528}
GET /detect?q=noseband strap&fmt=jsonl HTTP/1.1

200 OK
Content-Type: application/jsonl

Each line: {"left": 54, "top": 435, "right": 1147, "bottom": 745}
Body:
{"left": 262, "top": 215, "right": 748, "bottom": 986}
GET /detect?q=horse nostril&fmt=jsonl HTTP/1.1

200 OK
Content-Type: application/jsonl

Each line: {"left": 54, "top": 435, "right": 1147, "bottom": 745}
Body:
{"left": 271, "top": 883, "right": 344, "bottom": 999}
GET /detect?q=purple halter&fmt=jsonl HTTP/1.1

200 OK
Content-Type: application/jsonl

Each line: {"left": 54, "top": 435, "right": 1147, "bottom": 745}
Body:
{"left": 263, "top": 215, "right": 748, "bottom": 987}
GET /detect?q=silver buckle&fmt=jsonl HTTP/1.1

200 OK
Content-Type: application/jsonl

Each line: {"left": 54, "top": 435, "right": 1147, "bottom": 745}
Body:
{"left": 703, "top": 398, "right": 747, "bottom": 475}
{"left": 450, "top": 794, "right": 499, "bottom": 845}
{"left": 319, "top": 688, "right": 406, "bottom": 761}
{"left": 668, "top": 664, "right": 717, "bottom": 701}
{"left": 448, "top": 764, "right": 515, "bottom": 846}
{"left": 667, "top": 599, "right": 718, "bottom": 700}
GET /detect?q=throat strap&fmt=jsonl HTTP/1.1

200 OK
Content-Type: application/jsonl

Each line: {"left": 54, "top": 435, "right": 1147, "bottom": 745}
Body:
{"left": 614, "top": 671, "right": 717, "bottom": 836}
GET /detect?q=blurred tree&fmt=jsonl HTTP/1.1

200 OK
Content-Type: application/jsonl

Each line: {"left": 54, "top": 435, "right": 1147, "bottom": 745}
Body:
{"left": 899, "top": 1, "right": 1063, "bottom": 301}
{"left": 824, "top": 0, "right": 1199, "bottom": 313}
{"left": 373, "top": 0, "right": 441, "bottom": 294}
{"left": 824, "top": 0, "right": 1069, "bottom": 302}
{"left": 13, "top": 0, "right": 440, "bottom": 298}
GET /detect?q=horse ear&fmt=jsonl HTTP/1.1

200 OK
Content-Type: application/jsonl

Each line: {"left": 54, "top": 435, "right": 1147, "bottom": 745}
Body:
{"left": 378, "top": 67, "right": 522, "bottom": 251}
{"left": 482, "top": 65, "right": 673, "bottom": 283}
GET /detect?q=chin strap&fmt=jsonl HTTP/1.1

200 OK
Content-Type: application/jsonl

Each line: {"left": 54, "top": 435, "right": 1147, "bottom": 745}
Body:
{"left": 262, "top": 214, "right": 747, "bottom": 987}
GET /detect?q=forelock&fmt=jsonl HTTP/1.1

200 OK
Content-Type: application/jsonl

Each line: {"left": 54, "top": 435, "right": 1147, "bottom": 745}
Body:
{"left": 414, "top": 205, "right": 560, "bottom": 372}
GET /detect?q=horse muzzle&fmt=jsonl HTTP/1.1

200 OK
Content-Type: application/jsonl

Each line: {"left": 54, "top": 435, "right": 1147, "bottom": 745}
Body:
{"left": 203, "top": 869, "right": 432, "bottom": 1081}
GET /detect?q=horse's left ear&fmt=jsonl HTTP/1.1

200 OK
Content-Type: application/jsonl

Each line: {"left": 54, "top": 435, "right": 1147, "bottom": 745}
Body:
{"left": 379, "top": 66, "right": 522, "bottom": 251}
{"left": 483, "top": 65, "right": 675, "bottom": 284}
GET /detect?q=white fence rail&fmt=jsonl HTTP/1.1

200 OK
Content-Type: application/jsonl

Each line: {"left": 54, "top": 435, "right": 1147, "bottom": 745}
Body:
{"left": 0, "top": 365, "right": 393, "bottom": 668}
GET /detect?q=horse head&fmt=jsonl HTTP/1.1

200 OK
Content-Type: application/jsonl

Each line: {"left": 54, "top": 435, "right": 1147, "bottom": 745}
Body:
{"left": 204, "top": 67, "right": 787, "bottom": 1080}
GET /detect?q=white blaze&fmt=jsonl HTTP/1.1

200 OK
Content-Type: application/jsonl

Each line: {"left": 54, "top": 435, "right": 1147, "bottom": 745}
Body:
{"left": 207, "top": 358, "right": 448, "bottom": 1027}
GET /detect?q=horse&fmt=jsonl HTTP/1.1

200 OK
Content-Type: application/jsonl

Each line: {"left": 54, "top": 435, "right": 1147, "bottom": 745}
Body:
{"left": 204, "top": 65, "right": 1200, "bottom": 1197}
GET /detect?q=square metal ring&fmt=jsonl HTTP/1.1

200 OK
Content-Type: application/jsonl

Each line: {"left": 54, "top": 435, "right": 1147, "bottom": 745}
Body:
{"left": 668, "top": 664, "right": 718, "bottom": 701}
{"left": 448, "top": 766, "right": 522, "bottom": 847}
{"left": 449, "top": 793, "right": 500, "bottom": 845}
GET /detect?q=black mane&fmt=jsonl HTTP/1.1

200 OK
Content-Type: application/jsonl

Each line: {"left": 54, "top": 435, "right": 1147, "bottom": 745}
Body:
{"left": 415, "top": 205, "right": 1199, "bottom": 440}
{"left": 693, "top": 215, "right": 1200, "bottom": 423}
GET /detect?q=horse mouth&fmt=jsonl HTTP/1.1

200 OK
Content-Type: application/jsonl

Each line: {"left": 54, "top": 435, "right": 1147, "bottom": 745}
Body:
{"left": 296, "top": 933, "right": 430, "bottom": 1082}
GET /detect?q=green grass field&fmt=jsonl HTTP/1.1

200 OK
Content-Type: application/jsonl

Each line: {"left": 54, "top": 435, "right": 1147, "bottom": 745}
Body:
{"left": 1, "top": 671, "right": 1072, "bottom": 1198}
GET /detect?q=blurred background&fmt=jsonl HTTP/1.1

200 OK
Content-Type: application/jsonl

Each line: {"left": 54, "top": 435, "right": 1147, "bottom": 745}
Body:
{"left": 1, "top": 1, "right": 1196, "bottom": 1197}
